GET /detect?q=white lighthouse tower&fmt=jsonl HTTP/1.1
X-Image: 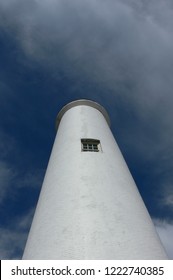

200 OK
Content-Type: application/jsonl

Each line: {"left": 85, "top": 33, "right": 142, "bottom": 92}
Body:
{"left": 23, "top": 99, "right": 167, "bottom": 259}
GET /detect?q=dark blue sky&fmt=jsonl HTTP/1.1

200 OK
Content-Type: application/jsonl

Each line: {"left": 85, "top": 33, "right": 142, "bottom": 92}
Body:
{"left": 0, "top": 0, "right": 173, "bottom": 259}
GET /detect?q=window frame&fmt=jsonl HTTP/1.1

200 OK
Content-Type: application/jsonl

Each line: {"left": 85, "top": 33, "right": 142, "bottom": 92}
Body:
{"left": 81, "top": 139, "right": 101, "bottom": 152}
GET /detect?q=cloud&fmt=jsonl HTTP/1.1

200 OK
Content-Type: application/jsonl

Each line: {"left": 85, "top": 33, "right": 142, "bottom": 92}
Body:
{"left": 0, "top": 129, "right": 42, "bottom": 259}
{"left": 0, "top": 161, "right": 16, "bottom": 204}
{"left": 0, "top": 208, "right": 34, "bottom": 259}
{"left": 1, "top": 0, "right": 173, "bottom": 110}
{"left": 0, "top": 129, "right": 44, "bottom": 205}
{"left": 154, "top": 219, "right": 173, "bottom": 259}
{"left": 122, "top": 0, "right": 173, "bottom": 33}
{"left": 1, "top": 0, "right": 173, "bottom": 100}
{"left": 158, "top": 183, "right": 173, "bottom": 209}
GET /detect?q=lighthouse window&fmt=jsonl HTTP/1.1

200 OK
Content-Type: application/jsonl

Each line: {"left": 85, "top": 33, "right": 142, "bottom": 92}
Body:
{"left": 81, "top": 139, "right": 100, "bottom": 152}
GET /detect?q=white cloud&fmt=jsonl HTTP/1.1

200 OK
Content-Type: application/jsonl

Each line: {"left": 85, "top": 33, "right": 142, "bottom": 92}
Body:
{"left": 0, "top": 161, "right": 16, "bottom": 204}
{"left": 0, "top": 130, "right": 43, "bottom": 258}
{"left": 158, "top": 183, "right": 173, "bottom": 208}
{"left": 0, "top": 208, "right": 34, "bottom": 259}
{"left": 0, "top": 228, "right": 24, "bottom": 259}
{"left": 15, "top": 167, "right": 44, "bottom": 190}
{"left": 154, "top": 219, "right": 173, "bottom": 259}
{"left": 0, "top": 161, "right": 43, "bottom": 204}
{"left": 0, "top": 129, "right": 43, "bottom": 204}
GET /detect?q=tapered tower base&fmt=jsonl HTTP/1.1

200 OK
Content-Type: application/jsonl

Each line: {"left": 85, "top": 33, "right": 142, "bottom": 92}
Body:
{"left": 23, "top": 100, "right": 167, "bottom": 259}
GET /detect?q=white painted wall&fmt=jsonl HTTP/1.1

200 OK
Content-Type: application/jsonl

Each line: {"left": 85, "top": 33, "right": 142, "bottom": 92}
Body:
{"left": 23, "top": 100, "right": 167, "bottom": 259}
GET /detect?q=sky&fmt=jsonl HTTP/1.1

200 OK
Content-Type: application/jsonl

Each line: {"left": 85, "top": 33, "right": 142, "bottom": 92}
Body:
{"left": 0, "top": 0, "right": 173, "bottom": 259}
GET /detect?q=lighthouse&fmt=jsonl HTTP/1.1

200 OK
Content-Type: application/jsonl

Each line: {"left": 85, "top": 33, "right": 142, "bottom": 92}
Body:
{"left": 22, "top": 99, "right": 167, "bottom": 259}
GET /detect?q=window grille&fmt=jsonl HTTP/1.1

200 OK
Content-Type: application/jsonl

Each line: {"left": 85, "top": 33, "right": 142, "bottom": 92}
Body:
{"left": 81, "top": 139, "right": 101, "bottom": 152}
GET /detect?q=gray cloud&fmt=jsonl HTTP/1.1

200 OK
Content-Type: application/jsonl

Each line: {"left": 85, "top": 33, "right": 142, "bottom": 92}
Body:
{"left": 1, "top": 1, "right": 173, "bottom": 91}
{"left": 154, "top": 218, "right": 173, "bottom": 259}
{"left": 1, "top": 1, "right": 173, "bottom": 107}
